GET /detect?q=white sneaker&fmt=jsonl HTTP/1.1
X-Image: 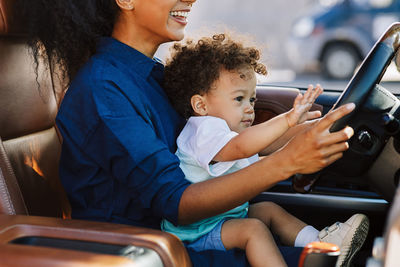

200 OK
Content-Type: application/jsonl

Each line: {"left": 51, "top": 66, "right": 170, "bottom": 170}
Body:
{"left": 318, "top": 214, "right": 369, "bottom": 267}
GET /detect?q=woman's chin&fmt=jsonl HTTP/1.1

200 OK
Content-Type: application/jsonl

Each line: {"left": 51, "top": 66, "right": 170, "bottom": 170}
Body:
{"left": 165, "top": 28, "right": 186, "bottom": 42}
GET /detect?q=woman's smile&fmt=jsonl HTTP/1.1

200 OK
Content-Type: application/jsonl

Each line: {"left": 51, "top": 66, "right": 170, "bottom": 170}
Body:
{"left": 170, "top": 10, "right": 190, "bottom": 25}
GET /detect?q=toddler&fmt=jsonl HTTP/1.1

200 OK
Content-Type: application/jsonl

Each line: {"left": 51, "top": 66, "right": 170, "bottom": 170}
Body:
{"left": 161, "top": 33, "right": 369, "bottom": 267}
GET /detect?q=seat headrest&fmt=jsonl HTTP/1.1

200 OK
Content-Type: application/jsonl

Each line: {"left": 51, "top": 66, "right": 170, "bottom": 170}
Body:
{"left": 0, "top": 0, "right": 59, "bottom": 141}
{"left": 0, "top": 0, "right": 23, "bottom": 35}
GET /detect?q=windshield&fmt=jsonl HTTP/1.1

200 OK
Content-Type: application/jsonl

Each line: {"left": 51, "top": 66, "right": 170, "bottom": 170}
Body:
{"left": 156, "top": 0, "right": 400, "bottom": 94}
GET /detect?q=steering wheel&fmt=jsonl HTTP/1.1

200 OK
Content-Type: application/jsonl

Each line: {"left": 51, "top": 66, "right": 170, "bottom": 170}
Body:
{"left": 293, "top": 23, "right": 400, "bottom": 194}
{"left": 330, "top": 22, "right": 400, "bottom": 132}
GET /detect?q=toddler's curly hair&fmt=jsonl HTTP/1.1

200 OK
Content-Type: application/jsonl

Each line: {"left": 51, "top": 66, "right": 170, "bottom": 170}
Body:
{"left": 163, "top": 33, "right": 267, "bottom": 119}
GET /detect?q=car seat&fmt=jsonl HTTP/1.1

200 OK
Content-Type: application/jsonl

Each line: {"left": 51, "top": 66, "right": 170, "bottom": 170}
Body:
{"left": 0, "top": 0, "right": 70, "bottom": 218}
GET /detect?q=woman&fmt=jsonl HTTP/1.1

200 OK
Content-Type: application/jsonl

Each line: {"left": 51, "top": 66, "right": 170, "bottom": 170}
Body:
{"left": 19, "top": 0, "right": 355, "bottom": 266}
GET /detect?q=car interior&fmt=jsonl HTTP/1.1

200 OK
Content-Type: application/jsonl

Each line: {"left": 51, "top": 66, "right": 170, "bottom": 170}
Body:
{"left": 0, "top": 0, "right": 400, "bottom": 266}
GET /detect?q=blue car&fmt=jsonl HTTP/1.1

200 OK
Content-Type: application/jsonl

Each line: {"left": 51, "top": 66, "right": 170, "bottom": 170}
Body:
{"left": 287, "top": 0, "right": 400, "bottom": 79}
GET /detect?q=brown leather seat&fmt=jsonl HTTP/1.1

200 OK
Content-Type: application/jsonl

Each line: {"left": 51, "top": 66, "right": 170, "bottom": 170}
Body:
{"left": 0, "top": 0, "right": 70, "bottom": 218}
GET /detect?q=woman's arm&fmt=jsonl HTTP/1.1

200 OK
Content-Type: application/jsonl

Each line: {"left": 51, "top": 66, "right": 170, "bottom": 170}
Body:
{"left": 178, "top": 103, "right": 355, "bottom": 224}
{"left": 214, "top": 84, "right": 322, "bottom": 161}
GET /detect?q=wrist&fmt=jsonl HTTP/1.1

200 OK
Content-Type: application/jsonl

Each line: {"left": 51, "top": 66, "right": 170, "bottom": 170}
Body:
{"left": 261, "top": 148, "right": 297, "bottom": 182}
{"left": 274, "top": 147, "right": 298, "bottom": 177}
{"left": 285, "top": 111, "right": 295, "bottom": 128}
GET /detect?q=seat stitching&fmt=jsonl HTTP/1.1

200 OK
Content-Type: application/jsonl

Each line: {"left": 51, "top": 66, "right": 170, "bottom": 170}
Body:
{"left": 0, "top": 167, "right": 15, "bottom": 214}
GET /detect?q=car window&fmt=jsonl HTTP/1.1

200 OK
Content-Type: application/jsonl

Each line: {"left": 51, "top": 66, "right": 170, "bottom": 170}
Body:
{"left": 319, "top": 0, "right": 346, "bottom": 7}
{"left": 156, "top": 0, "right": 400, "bottom": 94}
{"left": 353, "top": 0, "right": 394, "bottom": 9}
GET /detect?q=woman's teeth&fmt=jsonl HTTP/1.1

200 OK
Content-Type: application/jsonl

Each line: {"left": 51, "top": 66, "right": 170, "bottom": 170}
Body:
{"left": 170, "top": 11, "right": 189, "bottom": 18}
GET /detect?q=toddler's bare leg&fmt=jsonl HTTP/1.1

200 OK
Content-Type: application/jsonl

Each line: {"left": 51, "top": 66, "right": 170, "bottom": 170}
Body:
{"left": 221, "top": 218, "right": 287, "bottom": 267}
{"left": 248, "top": 202, "right": 307, "bottom": 246}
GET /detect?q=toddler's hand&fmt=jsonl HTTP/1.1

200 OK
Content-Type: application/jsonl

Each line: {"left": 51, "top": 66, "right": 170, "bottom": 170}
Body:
{"left": 286, "top": 84, "right": 323, "bottom": 127}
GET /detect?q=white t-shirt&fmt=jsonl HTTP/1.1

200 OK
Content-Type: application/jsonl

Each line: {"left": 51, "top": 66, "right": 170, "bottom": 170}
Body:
{"left": 176, "top": 116, "right": 259, "bottom": 182}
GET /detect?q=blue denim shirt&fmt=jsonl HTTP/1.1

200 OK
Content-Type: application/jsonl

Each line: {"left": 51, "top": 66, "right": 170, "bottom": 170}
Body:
{"left": 56, "top": 37, "right": 190, "bottom": 229}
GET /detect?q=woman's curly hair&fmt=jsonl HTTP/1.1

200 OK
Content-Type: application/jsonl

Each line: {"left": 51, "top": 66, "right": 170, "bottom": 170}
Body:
{"left": 14, "top": 0, "right": 119, "bottom": 89}
{"left": 163, "top": 33, "right": 267, "bottom": 119}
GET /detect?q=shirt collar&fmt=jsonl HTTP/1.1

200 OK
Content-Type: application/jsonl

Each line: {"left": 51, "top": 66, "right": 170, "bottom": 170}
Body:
{"left": 96, "top": 37, "right": 160, "bottom": 78}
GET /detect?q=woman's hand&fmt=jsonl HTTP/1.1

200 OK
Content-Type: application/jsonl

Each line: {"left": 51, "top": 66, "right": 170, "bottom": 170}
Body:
{"left": 286, "top": 84, "right": 323, "bottom": 127}
{"left": 282, "top": 102, "right": 356, "bottom": 174}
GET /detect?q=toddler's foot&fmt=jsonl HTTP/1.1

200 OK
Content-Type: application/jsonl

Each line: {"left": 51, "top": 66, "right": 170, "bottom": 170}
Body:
{"left": 318, "top": 214, "right": 369, "bottom": 267}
